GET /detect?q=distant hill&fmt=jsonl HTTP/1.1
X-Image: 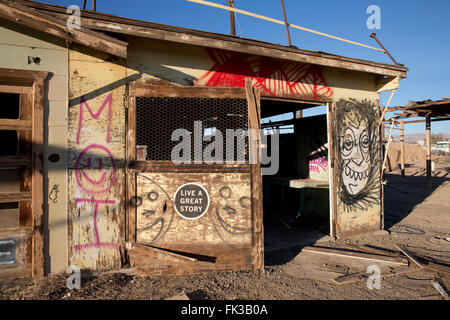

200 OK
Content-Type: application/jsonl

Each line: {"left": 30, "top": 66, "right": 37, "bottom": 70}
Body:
{"left": 392, "top": 133, "right": 450, "bottom": 144}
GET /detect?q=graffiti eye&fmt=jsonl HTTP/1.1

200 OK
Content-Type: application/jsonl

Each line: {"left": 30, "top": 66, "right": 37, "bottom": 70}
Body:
{"left": 340, "top": 129, "right": 355, "bottom": 157}
{"left": 344, "top": 138, "right": 353, "bottom": 150}
{"left": 360, "top": 131, "right": 369, "bottom": 152}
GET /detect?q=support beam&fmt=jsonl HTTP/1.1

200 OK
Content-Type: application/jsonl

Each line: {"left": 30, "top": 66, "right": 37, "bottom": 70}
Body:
{"left": 0, "top": 1, "right": 128, "bottom": 59}
{"left": 228, "top": 0, "right": 235, "bottom": 36}
{"left": 400, "top": 120, "right": 405, "bottom": 177}
{"left": 426, "top": 116, "right": 431, "bottom": 188}
{"left": 280, "top": 0, "right": 292, "bottom": 46}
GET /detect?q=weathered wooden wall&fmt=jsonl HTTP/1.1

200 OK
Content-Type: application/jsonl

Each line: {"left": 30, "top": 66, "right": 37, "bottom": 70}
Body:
{"left": 126, "top": 37, "right": 379, "bottom": 103}
{"left": 66, "top": 37, "right": 383, "bottom": 269}
{"left": 67, "top": 44, "right": 126, "bottom": 270}
{"left": 136, "top": 172, "right": 252, "bottom": 249}
{"left": 0, "top": 18, "right": 68, "bottom": 274}
{"left": 332, "top": 99, "right": 382, "bottom": 236}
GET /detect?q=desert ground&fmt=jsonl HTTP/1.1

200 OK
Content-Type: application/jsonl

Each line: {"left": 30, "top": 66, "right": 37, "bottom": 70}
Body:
{"left": 1, "top": 156, "right": 449, "bottom": 300}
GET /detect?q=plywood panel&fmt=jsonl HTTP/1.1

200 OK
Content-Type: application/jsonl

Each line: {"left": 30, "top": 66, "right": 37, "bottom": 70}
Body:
{"left": 332, "top": 99, "right": 382, "bottom": 237}
{"left": 67, "top": 45, "right": 126, "bottom": 270}
{"left": 136, "top": 172, "right": 253, "bottom": 252}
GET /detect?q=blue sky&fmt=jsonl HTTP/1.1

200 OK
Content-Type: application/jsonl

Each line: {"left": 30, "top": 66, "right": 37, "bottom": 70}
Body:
{"left": 44, "top": 0, "right": 449, "bottom": 134}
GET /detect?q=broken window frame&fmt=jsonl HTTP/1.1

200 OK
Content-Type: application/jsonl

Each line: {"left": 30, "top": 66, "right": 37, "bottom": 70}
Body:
{"left": 0, "top": 68, "right": 48, "bottom": 280}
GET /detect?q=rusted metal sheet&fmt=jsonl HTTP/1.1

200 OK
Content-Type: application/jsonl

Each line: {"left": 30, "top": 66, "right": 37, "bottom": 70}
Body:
{"left": 67, "top": 45, "right": 126, "bottom": 270}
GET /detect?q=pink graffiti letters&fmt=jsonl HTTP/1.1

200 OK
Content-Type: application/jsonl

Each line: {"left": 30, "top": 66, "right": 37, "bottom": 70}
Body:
{"left": 75, "top": 144, "right": 117, "bottom": 194}
{"left": 73, "top": 199, "right": 120, "bottom": 250}
{"left": 74, "top": 94, "right": 119, "bottom": 251}
{"left": 309, "top": 157, "right": 328, "bottom": 174}
{"left": 76, "top": 93, "right": 113, "bottom": 144}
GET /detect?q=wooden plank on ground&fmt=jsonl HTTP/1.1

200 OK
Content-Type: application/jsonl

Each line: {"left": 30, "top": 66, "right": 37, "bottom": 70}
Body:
{"left": 131, "top": 243, "right": 198, "bottom": 262}
{"left": 431, "top": 279, "right": 450, "bottom": 300}
{"left": 394, "top": 244, "right": 425, "bottom": 268}
{"left": 284, "top": 263, "right": 347, "bottom": 282}
{"left": 426, "top": 261, "right": 450, "bottom": 274}
{"left": 302, "top": 246, "right": 409, "bottom": 266}
{"left": 333, "top": 266, "right": 420, "bottom": 285}
{"left": 358, "top": 244, "right": 403, "bottom": 258}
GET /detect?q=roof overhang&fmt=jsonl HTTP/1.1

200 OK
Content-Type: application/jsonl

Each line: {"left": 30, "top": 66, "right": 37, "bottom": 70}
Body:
{"left": 10, "top": 0, "right": 408, "bottom": 79}
{"left": 0, "top": 0, "right": 128, "bottom": 58}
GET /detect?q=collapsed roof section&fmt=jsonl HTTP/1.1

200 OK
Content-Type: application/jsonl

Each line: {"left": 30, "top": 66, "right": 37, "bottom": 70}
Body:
{"left": 389, "top": 98, "right": 450, "bottom": 121}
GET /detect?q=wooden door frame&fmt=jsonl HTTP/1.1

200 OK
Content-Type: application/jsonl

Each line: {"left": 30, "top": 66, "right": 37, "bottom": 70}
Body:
{"left": 0, "top": 67, "right": 48, "bottom": 279}
{"left": 125, "top": 82, "right": 263, "bottom": 272}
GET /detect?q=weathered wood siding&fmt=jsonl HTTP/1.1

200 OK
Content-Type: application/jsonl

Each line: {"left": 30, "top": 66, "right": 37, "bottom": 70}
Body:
{"left": 332, "top": 99, "right": 382, "bottom": 236}
{"left": 67, "top": 45, "right": 126, "bottom": 270}
{"left": 0, "top": 18, "right": 68, "bottom": 274}
{"left": 136, "top": 172, "right": 252, "bottom": 249}
{"left": 126, "top": 37, "right": 379, "bottom": 103}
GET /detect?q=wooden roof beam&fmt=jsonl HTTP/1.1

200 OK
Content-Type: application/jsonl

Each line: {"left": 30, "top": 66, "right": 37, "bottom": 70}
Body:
{"left": 17, "top": 1, "right": 408, "bottom": 78}
{"left": 0, "top": 0, "right": 128, "bottom": 59}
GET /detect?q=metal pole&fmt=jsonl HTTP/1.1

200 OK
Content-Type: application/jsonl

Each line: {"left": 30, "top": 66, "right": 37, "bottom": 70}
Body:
{"left": 92, "top": 0, "right": 96, "bottom": 11}
{"left": 82, "top": 0, "right": 87, "bottom": 9}
{"left": 400, "top": 120, "right": 405, "bottom": 177}
{"left": 426, "top": 116, "right": 431, "bottom": 188}
{"left": 280, "top": 0, "right": 292, "bottom": 46}
{"left": 229, "top": 0, "right": 235, "bottom": 36}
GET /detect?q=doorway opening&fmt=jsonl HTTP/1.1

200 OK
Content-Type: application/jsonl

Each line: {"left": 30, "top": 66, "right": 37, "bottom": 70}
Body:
{"left": 260, "top": 98, "right": 331, "bottom": 257}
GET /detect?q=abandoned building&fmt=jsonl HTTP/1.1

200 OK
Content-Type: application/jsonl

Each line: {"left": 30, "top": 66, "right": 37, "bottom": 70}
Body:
{"left": 0, "top": 0, "right": 408, "bottom": 280}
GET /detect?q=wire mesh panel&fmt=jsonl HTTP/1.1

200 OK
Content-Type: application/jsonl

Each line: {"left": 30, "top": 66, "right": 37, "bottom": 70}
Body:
{"left": 136, "top": 97, "right": 249, "bottom": 162}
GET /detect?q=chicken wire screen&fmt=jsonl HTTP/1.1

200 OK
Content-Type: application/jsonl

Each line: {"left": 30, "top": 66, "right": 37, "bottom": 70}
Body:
{"left": 136, "top": 97, "right": 249, "bottom": 161}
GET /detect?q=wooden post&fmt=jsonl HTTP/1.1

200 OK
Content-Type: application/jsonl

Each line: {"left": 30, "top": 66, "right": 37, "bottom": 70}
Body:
{"left": 92, "top": 0, "right": 96, "bottom": 11}
{"left": 280, "top": 0, "right": 292, "bottom": 46}
{"left": 229, "top": 0, "right": 235, "bottom": 36}
{"left": 296, "top": 110, "right": 303, "bottom": 119}
{"left": 426, "top": 116, "right": 431, "bottom": 188}
{"left": 400, "top": 120, "right": 405, "bottom": 177}
{"left": 82, "top": 0, "right": 87, "bottom": 10}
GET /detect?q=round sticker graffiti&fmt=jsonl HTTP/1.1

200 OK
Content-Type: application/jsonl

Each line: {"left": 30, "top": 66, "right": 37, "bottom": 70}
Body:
{"left": 174, "top": 183, "right": 210, "bottom": 220}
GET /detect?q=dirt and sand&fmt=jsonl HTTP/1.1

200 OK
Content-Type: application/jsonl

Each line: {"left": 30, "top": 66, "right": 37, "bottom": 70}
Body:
{"left": 1, "top": 157, "right": 449, "bottom": 300}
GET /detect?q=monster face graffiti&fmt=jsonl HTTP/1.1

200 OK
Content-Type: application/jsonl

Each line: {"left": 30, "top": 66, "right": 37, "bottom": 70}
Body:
{"left": 340, "top": 120, "right": 370, "bottom": 195}
{"left": 335, "top": 99, "right": 381, "bottom": 212}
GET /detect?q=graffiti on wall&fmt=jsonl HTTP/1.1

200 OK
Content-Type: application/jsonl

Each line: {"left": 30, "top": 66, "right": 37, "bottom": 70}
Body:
{"left": 136, "top": 174, "right": 252, "bottom": 246}
{"left": 195, "top": 48, "right": 333, "bottom": 100}
{"left": 309, "top": 158, "right": 328, "bottom": 175}
{"left": 73, "top": 93, "right": 120, "bottom": 250}
{"left": 334, "top": 99, "right": 381, "bottom": 213}
{"left": 135, "top": 175, "right": 175, "bottom": 244}
{"left": 210, "top": 185, "right": 252, "bottom": 244}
